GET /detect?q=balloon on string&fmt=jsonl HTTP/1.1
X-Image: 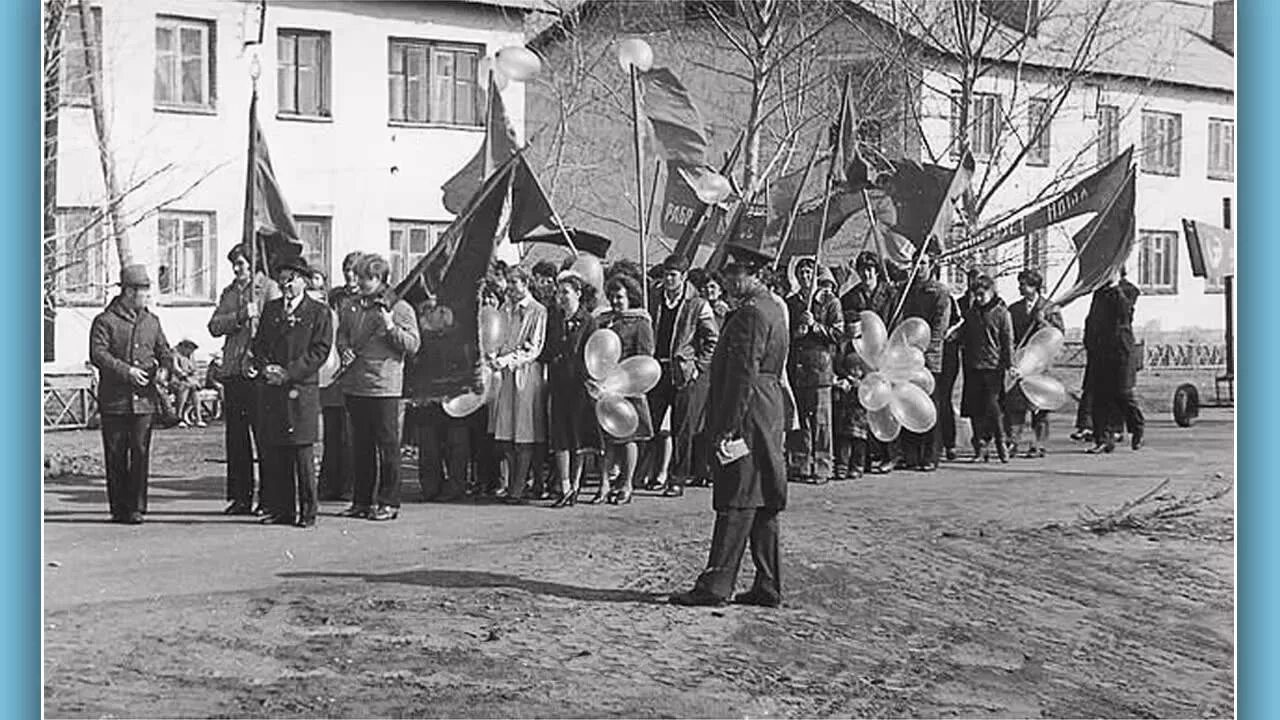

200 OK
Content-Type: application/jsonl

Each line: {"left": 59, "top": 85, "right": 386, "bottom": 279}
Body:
{"left": 495, "top": 45, "right": 542, "bottom": 81}
{"left": 857, "top": 372, "right": 893, "bottom": 411}
{"left": 853, "top": 311, "right": 888, "bottom": 366}
{"left": 612, "top": 355, "right": 661, "bottom": 397}
{"left": 889, "top": 317, "right": 931, "bottom": 352}
{"left": 616, "top": 38, "right": 654, "bottom": 72}
{"left": 889, "top": 381, "right": 937, "bottom": 433}
{"left": 596, "top": 393, "right": 639, "bottom": 438}
{"left": 1020, "top": 373, "right": 1068, "bottom": 411}
{"left": 584, "top": 328, "right": 622, "bottom": 380}
{"left": 881, "top": 343, "right": 925, "bottom": 372}
{"left": 478, "top": 306, "right": 507, "bottom": 355}
{"left": 691, "top": 171, "right": 733, "bottom": 205}
{"left": 868, "top": 404, "right": 901, "bottom": 442}
{"left": 1026, "top": 326, "right": 1066, "bottom": 361}
{"left": 1012, "top": 343, "right": 1050, "bottom": 378}
{"left": 569, "top": 253, "right": 605, "bottom": 294}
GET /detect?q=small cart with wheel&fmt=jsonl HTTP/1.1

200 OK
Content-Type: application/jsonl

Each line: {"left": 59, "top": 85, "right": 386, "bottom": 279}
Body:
{"left": 1171, "top": 217, "right": 1234, "bottom": 427}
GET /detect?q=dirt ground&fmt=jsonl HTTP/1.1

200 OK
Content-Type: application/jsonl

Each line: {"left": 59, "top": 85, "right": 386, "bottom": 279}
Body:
{"left": 43, "top": 407, "right": 1234, "bottom": 719}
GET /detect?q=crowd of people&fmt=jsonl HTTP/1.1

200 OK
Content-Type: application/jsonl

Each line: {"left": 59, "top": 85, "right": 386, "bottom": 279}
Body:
{"left": 86, "top": 237, "right": 1146, "bottom": 528}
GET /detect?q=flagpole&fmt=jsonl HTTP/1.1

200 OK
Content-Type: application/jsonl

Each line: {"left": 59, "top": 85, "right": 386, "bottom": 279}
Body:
{"left": 629, "top": 65, "right": 649, "bottom": 309}
{"left": 808, "top": 74, "right": 852, "bottom": 313}
{"left": 517, "top": 150, "right": 579, "bottom": 257}
{"left": 773, "top": 134, "right": 823, "bottom": 269}
{"left": 245, "top": 60, "right": 261, "bottom": 340}
{"left": 645, "top": 158, "right": 662, "bottom": 248}
{"left": 861, "top": 187, "right": 890, "bottom": 282}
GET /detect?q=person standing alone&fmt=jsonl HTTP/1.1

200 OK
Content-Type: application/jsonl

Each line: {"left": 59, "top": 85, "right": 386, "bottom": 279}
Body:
{"left": 89, "top": 264, "right": 173, "bottom": 524}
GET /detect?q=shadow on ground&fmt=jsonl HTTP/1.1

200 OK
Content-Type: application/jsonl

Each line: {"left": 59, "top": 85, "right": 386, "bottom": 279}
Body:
{"left": 281, "top": 568, "right": 667, "bottom": 605}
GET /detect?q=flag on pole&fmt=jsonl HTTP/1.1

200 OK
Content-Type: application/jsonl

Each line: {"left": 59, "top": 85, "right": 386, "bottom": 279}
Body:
{"left": 923, "top": 149, "right": 975, "bottom": 254}
{"left": 442, "top": 76, "right": 520, "bottom": 215}
{"left": 242, "top": 90, "right": 302, "bottom": 271}
{"left": 638, "top": 67, "right": 709, "bottom": 168}
{"left": 1182, "top": 219, "right": 1235, "bottom": 284}
{"left": 830, "top": 74, "right": 871, "bottom": 192}
{"left": 1054, "top": 166, "right": 1137, "bottom": 307}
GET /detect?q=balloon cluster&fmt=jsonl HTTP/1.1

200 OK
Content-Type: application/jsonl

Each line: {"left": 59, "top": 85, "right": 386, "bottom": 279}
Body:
{"left": 853, "top": 312, "right": 938, "bottom": 442}
{"left": 1010, "top": 326, "right": 1068, "bottom": 411}
{"left": 584, "top": 329, "right": 661, "bottom": 437}
{"left": 442, "top": 306, "right": 508, "bottom": 418}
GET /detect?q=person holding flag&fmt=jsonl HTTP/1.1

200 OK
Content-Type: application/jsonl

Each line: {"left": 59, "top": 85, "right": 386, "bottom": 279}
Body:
{"left": 784, "top": 259, "right": 843, "bottom": 484}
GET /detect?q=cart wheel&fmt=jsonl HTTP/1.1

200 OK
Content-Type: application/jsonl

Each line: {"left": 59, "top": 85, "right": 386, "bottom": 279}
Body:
{"left": 1172, "top": 383, "right": 1200, "bottom": 427}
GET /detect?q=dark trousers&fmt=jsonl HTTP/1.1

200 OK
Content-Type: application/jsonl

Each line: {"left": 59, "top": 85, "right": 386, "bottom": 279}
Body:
{"left": 101, "top": 413, "right": 153, "bottom": 518}
{"left": 787, "top": 387, "right": 833, "bottom": 480}
{"left": 939, "top": 360, "right": 960, "bottom": 450}
{"left": 834, "top": 437, "right": 867, "bottom": 477}
{"left": 900, "top": 372, "right": 944, "bottom": 466}
{"left": 319, "top": 405, "right": 355, "bottom": 501}
{"left": 262, "top": 444, "right": 317, "bottom": 522}
{"left": 346, "top": 396, "right": 403, "bottom": 509}
{"left": 693, "top": 507, "right": 782, "bottom": 601}
{"left": 222, "top": 379, "right": 261, "bottom": 506}
{"left": 967, "top": 368, "right": 1007, "bottom": 452}
{"left": 499, "top": 441, "right": 546, "bottom": 499}
{"left": 471, "top": 410, "right": 500, "bottom": 493}
{"left": 419, "top": 404, "right": 470, "bottom": 501}
{"left": 1092, "top": 388, "right": 1145, "bottom": 441}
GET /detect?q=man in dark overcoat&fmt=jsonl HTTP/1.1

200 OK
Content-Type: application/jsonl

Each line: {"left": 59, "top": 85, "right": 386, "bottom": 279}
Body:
{"left": 251, "top": 255, "right": 333, "bottom": 527}
{"left": 670, "top": 244, "right": 789, "bottom": 608}
{"left": 899, "top": 252, "right": 952, "bottom": 471}
{"left": 89, "top": 264, "right": 173, "bottom": 524}
{"left": 1083, "top": 269, "right": 1145, "bottom": 453}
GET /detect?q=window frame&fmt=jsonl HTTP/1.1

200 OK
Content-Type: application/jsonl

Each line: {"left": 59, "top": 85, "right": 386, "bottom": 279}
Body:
{"left": 156, "top": 210, "right": 217, "bottom": 305}
{"left": 387, "top": 37, "right": 484, "bottom": 128}
{"left": 294, "top": 215, "right": 332, "bottom": 280}
{"left": 1207, "top": 117, "right": 1235, "bottom": 182}
{"left": 1026, "top": 98, "right": 1051, "bottom": 167}
{"left": 58, "top": 5, "right": 103, "bottom": 107}
{"left": 1136, "top": 229, "right": 1179, "bottom": 295}
{"left": 1097, "top": 103, "right": 1120, "bottom": 165}
{"left": 951, "top": 91, "right": 1003, "bottom": 161}
{"left": 50, "top": 207, "right": 108, "bottom": 306}
{"left": 277, "top": 28, "right": 332, "bottom": 120}
{"left": 154, "top": 14, "right": 217, "bottom": 113}
{"left": 388, "top": 219, "right": 450, "bottom": 285}
{"left": 1140, "top": 110, "right": 1182, "bottom": 177}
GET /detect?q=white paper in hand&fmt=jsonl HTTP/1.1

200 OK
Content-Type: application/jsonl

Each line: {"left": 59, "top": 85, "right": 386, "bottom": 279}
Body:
{"left": 717, "top": 437, "right": 749, "bottom": 466}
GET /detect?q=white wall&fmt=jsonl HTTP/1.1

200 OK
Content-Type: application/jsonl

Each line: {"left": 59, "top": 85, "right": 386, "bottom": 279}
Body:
{"left": 49, "top": 0, "right": 528, "bottom": 370}
{"left": 918, "top": 66, "right": 1235, "bottom": 339}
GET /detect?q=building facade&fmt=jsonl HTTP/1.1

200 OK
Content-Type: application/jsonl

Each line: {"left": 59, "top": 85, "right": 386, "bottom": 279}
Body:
{"left": 45, "top": 0, "right": 547, "bottom": 368}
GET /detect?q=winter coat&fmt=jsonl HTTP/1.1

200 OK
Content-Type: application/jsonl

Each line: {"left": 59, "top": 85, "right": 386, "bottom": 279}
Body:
{"left": 336, "top": 288, "right": 421, "bottom": 398}
{"left": 1084, "top": 283, "right": 1139, "bottom": 392}
{"left": 961, "top": 295, "right": 1014, "bottom": 371}
{"left": 600, "top": 308, "right": 655, "bottom": 443}
{"left": 706, "top": 283, "right": 789, "bottom": 511}
{"left": 785, "top": 289, "right": 844, "bottom": 388}
{"left": 89, "top": 296, "right": 173, "bottom": 415}
{"left": 901, "top": 278, "right": 952, "bottom": 373}
{"left": 207, "top": 273, "right": 281, "bottom": 380}
{"left": 840, "top": 281, "right": 895, "bottom": 326}
{"left": 251, "top": 295, "right": 333, "bottom": 445}
{"left": 492, "top": 293, "right": 547, "bottom": 443}
{"left": 649, "top": 285, "right": 719, "bottom": 388}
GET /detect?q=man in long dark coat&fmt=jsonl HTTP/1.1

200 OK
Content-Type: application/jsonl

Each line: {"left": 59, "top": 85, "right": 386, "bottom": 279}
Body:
{"left": 1083, "top": 269, "right": 1145, "bottom": 453}
{"left": 671, "top": 244, "right": 789, "bottom": 608}
{"left": 899, "top": 253, "right": 951, "bottom": 471}
{"left": 252, "top": 255, "right": 333, "bottom": 527}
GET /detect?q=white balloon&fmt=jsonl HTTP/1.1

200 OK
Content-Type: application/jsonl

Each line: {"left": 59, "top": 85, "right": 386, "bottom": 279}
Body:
{"left": 692, "top": 172, "right": 733, "bottom": 205}
{"left": 495, "top": 45, "right": 542, "bottom": 81}
{"left": 617, "top": 38, "right": 654, "bottom": 72}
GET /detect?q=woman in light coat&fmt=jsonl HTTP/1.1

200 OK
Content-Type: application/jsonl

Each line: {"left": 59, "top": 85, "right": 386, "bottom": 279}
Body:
{"left": 490, "top": 266, "right": 548, "bottom": 504}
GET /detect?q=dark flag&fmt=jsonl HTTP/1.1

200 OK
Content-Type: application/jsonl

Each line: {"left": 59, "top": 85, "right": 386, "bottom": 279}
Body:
{"left": 1055, "top": 166, "right": 1137, "bottom": 307}
{"left": 516, "top": 228, "right": 612, "bottom": 258}
{"left": 924, "top": 149, "right": 976, "bottom": 254}
{"left": 638, "top": 67, "right": 709, "bottom": 168}
{"left": 400, "top": 155, "right": 519, "bottom": 402}
{"left": 1182, "top": 219, "right": 1235, "bottom": 285}
{"left": 508, "top": 153, "right": 558, "bottom": 241}
{"left": 979, "top": 0, "right": 1040, "bottom": 36}
{"left": 441, "top": 76, "right": 519, "bottom": 215}
{"left": 242, "top": 90, "right": 302, "bottom": 272}
{"left": 830, "top": 74, "right": 871, "bottom": 192}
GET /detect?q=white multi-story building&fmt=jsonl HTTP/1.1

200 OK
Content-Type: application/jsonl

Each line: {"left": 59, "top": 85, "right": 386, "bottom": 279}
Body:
{"left": 45, "top": 0, "right": 550, "bottom": 368}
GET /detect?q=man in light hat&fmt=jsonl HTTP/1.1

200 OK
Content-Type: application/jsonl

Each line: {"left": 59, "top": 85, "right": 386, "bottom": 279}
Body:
{"left": 208, "top": 243, "right": 281, "bottom": 515}
{"left": 784, "top": 258, "right": 844, "bottom": 484}
{"left": 89, "top": 264, "right": 173, "bottom": 524}
{"left": 251, "top": 254, "right": 333, "bottom": 528}
{"left": 671, "top": 243, "right": 788, "bottom": 608}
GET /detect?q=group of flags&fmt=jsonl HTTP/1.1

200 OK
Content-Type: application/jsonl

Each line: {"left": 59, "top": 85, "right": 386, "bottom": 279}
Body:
{"left": 240, "top": 49, "right": 1149, "bottom": 402}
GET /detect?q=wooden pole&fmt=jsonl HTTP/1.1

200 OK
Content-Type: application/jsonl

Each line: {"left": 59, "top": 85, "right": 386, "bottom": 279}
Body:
{"left": 773, "top": 135, "right": 823, "bottom": 269}
{"left": 629, "top": 65, "right": 648, "bottom": 309}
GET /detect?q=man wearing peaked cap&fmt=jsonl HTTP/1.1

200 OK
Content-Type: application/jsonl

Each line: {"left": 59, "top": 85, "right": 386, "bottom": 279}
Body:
{"left": 89, "top": 264, "right": 174, "bottom": 524}
{"left": 251, "top": 254, "right": 333, "bottom": 528}
{"left": 670, "top": 241, "right": 789, "bottom": 609}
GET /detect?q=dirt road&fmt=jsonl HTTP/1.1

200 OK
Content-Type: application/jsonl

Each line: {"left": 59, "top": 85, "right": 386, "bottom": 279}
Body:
{"left": 44, "top": 411, "right": 1233, "bottom": 718}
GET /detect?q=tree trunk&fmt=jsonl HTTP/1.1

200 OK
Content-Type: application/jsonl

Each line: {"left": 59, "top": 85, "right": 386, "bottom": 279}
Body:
{"left": 76, "top": 0, "right": 130, "bottom": 267}
{"left": 44, "top": 0, "right": 65, "bottom": 362}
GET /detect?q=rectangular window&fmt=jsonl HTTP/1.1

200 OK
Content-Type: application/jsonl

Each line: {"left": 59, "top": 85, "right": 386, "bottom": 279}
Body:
{"left": 1136, "top": 230, "right": 1178, "bottom": 294}
{"left": 1097, "top": 104, "right": 1120, "bottom": 164}
{"left": 157, "top": 211, "right": 216, "bottom": 302}
{"left": 389, "top": 220, "right": 449, "bottom": 284}
{"left": 951, "top": 92, "right": 1002, "bottom": 160}
{"left": 294, "top": 216, "right": 331, "bottom": 279}
{"left": 155, "top": 16, "right": 215, "bottom": 110}
{"left": 1207, "top": 118, "right": 1234, "bottom": 181}
{"left": 277, "top": 29, "right": 330, "bottom": 118}
{"left": 51, "top": 208, "right": 108, "bottom": 303}
{"left": 388, "top": 39, "right": 482, "bottom": 126}
{"left": 59, "top": 5, "right": 102, "bottom": 105}
{"left": 1140, "top": 110, "right": 1182, "bottom": 176}
{"left": 1026, "top": 98, "right": 1051, "bottom": 166}
{"left": 1022, "top": 228, "right": 1047, "bottom": 278}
